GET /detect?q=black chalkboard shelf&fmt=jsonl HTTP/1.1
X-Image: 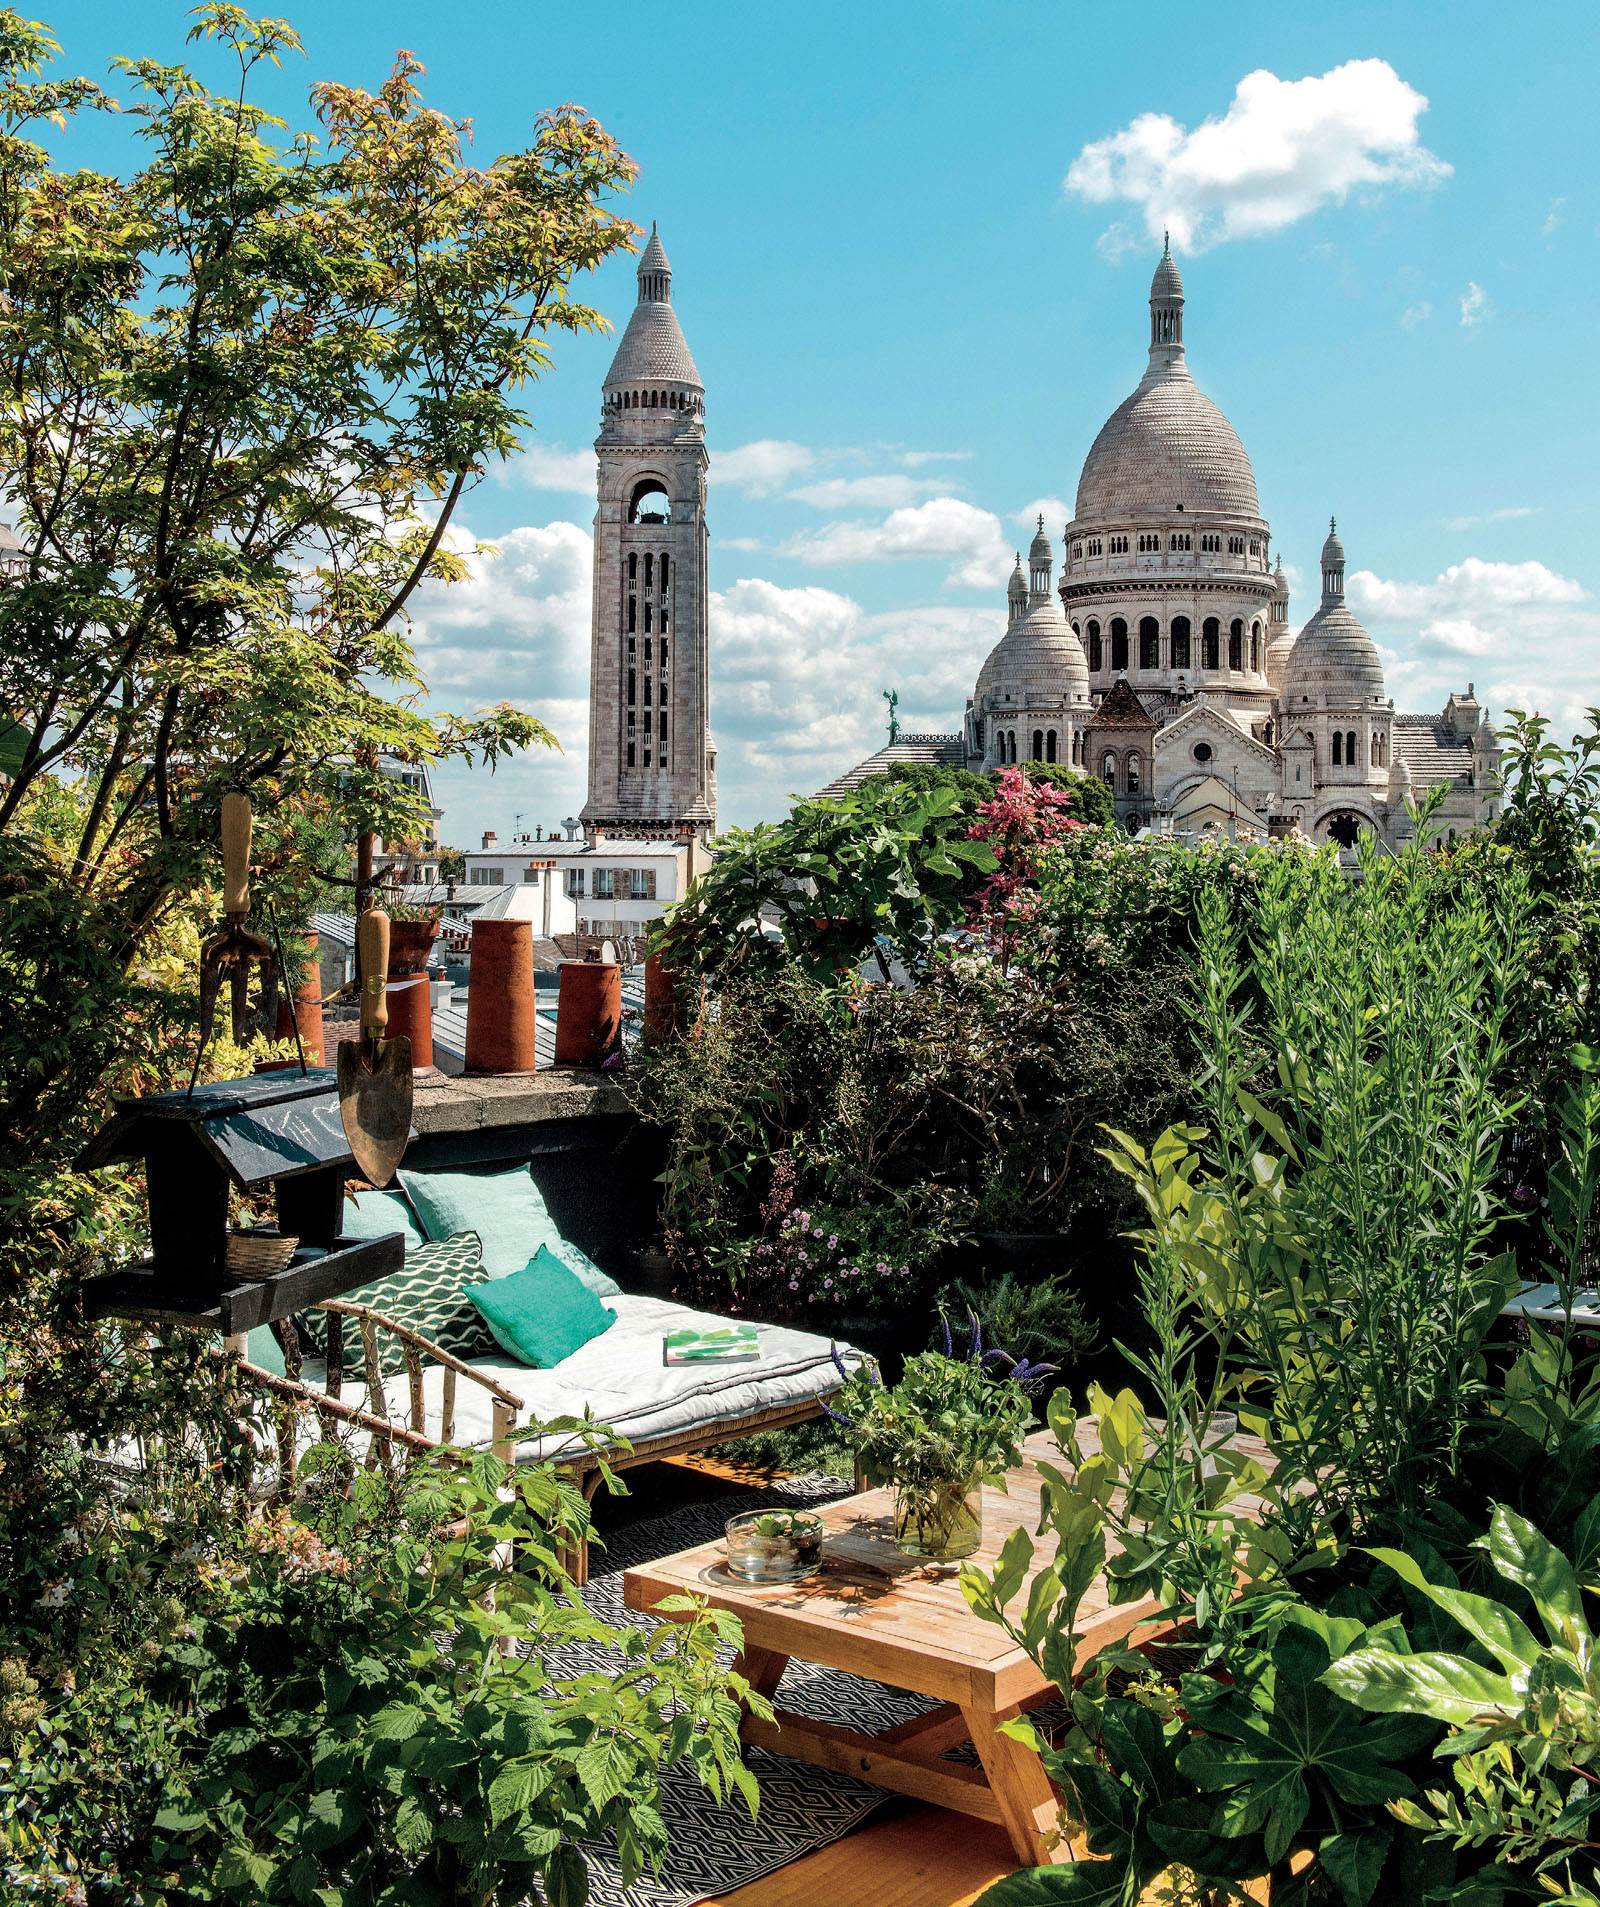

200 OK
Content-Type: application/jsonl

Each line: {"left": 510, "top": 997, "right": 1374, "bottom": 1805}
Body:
{"left": 77, "top": 1069, "right": 416, "bottom": 1329}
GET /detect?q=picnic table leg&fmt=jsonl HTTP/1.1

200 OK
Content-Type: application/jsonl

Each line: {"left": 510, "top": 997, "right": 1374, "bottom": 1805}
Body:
{"left": 961, "top": 1703, "right": 1065, "bottom": 1868}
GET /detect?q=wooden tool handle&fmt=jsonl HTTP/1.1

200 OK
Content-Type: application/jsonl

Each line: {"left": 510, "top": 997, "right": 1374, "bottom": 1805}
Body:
{"left": 220, "top": 791, "right": 251, "bottom": 918}
{"left": 359, "top": 909, "right": 390, "bottom": 1038}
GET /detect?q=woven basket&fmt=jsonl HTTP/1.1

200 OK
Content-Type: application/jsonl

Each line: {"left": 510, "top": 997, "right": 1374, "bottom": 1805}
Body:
{"left": 226, "top": 1228, "right": 299, "bottom": 1277}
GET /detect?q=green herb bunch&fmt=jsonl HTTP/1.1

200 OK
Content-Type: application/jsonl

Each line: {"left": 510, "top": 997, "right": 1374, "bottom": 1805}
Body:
{"left": 828, "top": 1322, "right": 1038, "bottom": 1493}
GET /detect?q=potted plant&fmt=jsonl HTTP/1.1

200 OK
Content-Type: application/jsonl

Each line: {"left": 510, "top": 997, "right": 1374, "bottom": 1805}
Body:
{"left": 382, "top": 895, "right": 442, "bottom": 974}
{"left": 826, "top": 1317, "right": 1048, "bottom": 1562}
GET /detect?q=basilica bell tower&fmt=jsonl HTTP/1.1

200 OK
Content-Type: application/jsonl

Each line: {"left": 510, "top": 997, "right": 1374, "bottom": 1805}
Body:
{"left": 580, "top": 225, "right": 716, "bottom": 840}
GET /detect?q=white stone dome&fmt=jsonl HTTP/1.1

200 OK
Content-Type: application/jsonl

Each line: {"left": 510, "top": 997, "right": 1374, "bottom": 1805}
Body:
{"left": 1282, "top": 520, "right": 1385, "bottom": 706}
{"left": 976, "top": 595, "right": 1090, "bottom": 707}
{"left": 1076, "top": 363, "right": 1259, "bottom": 519}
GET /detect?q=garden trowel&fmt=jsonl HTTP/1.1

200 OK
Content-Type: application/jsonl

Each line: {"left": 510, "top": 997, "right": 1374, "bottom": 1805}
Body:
{"left": 337, "top": 908, "right": 412, "bottom": 1186}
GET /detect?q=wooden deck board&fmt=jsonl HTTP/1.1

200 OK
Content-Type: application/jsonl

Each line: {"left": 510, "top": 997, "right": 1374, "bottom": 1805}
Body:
{"left": 701, "top": 1803, "right": 1017, "bottom": 1907}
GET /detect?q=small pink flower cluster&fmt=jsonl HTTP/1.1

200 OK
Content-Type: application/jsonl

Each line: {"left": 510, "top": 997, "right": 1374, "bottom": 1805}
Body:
{"left": 750, "top": 1204, "right": 914, "bottom": 1312}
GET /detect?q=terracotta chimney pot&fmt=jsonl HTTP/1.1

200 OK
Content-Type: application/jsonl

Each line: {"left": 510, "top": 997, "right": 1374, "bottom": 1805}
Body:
{"left": 554, "top": 960, "right": 621, "bottom": 1069}
{"left": 464, "top": 918, "right": 539, "bottom": 1073}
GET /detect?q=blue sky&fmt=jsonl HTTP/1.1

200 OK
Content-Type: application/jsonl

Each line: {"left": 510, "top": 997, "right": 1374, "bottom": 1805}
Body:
{"left": 39, "top": 1, "right": 1600, "bottom": 840}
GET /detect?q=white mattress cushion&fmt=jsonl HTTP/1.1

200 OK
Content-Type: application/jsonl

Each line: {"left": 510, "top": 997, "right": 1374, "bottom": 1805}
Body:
{"left": 298, "top": 1293, "right": 865, "bottom": 1462}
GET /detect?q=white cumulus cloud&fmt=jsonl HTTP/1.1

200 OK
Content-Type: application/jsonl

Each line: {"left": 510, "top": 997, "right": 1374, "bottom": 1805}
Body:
{"left": 789, "top": 474, "right": 951, "bottom": 510}
{"left": 781, "top": 497, "right": 1012, "bottom": 589}
{"left": 1350, "top": 555, "right": 1599, "bottom": 729}
{"left": 1459, "top": 282, "right": 1489, "bottom": 327}
{"left": 499, "top": 444, "right": 596, "bottom": 494}
{"left": 1065, "top": 59, "right": 1450, "bottom": 254}
{"left": 711, "top": 439, "right": 817, "bottom": 496}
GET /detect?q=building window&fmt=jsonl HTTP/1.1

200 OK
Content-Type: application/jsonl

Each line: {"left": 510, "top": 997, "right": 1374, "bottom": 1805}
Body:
{"left": 1193, "top": 742, "right": 1212, "bottom": 764}
{"left": 1169, "top": 531, "right": 1191, "bottom": 552}
{"left": 1251, "top": 622, "right": 1261, "bottom": 672}
{"left": 565, "top": 870, "right": 585, "bottom": 898}
{"left": 1087, "top": 538, "right": 1102, "bottom": 557}
{"left": 592, "top": 869, "right": 615, "bottom": 899}
{"left": 627, "top": 741, "right": 636, "bottom": 766}
{"left": 468, "top": 867, "right": 504, "bottom": 886}
{"left": 1171, "top": 617, "right": 1191, "bottom": 670}
{"left": 630, "top": 868, "right": 656, "bottom": 901}
{"left": 627, "top": 596, "right": 636, "bottom": 632}
{"left": 1031, "top": 729, "right": 1043, "bottom": 761}
{"left": 1332, "top": 732, "right": 1344, "bottom": 766}
{"left": 1228, "top": 535, "right": 1244, "bottom": 556}
{"left": 1139, "top": 617, "right": 1159, "bottom": 670}
{"left": 1126, "top": 753, "right": 1141, "bottom": 794}
{"left": 1201, "top": 619, "right": 1219, "bottom": 671}
{"left": 1108, "top": 534, "right": 1128, "bottom": 555}
{"left": 1088, "top": 620, "right": 1103, "bottom": 671}
{"left": 1137, "top": 532, "right": 1160, "bottom": 553}
{"left": 660, "top": 711, "right": 668, "bottom": 741}
{"left": 628, "top": 670, "right": 636, "bottom": 706}
{"left": 1046, "top": 729, "right": 1057, "bottom": 763}
{"left": 1346, "top": 730, "right": 1357, "bottom": 765}
{"left": 1101, "top": 752, "right": 1117, "bottom": 785}
{"left": 1249, "top": 540, "right": 1260, "bottom": 557}
{"left": 661, "top": 555, "right": 670, "bottom": 590}
{"left": 659, "top": 639, "right": 669, "bottom": 671}
{"left": 1070, "top": 542, "right": 1083, "bottom": 561}
{"left": 628, "top": 553, "right": 637, "bottom": 580}
{"left": 1200, "top": 532, "right": 1220, "bottom": 553}
{"left": 627, "top": 634, "right": 636, "bottom": 658}
{"left": 1111, "top": 618, "right": 1129, "bottom": 671}
{"left": 1228, "top": 619, "right": 1243, "bottom": 671}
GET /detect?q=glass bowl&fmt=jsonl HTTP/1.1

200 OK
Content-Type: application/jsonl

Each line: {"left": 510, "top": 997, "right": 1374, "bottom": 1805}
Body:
{"left": 723, "top": 1509, "right": 825, "bottom": 1583}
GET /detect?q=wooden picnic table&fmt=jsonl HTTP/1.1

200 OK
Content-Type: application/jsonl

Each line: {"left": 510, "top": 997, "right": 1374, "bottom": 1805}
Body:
{"left": 625, "top": 1424, "right": 1273, "bottom": 1867}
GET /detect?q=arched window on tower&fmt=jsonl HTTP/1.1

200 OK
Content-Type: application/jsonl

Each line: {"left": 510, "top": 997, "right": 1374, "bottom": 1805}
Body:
{"left": 1046, "top": 729, "right": 1057, "bottom": 763}
{"left": 1088, "top": 620, "right": 1103, "bottom": 671}
{"left": 1346, "top": 730, "right": 1357, "bottom": 766}
{"left": 1111, "top": 618, "right": 1129, "bottom": 671}
{"left": 1139, "top": 617, "right": 1159, "bottom": 670}
{"left": 627, "top": 596, "right": 636, "bottom": 633}
{"left": 1251, "top": 621, "right": 1261, "bottom": 672}
{"left": 661, "top": 555, "right": 670, "bottom": 592}
{"left": 1101, "top": 751, "right": 1117, "bottom": 787}
{"left": 1332, "top": 732, "right": 1343, "bottom": 766}
{"left": 1032, "top": 729, "right": 1043, "bottom": 762}
{"left": 1009, "top": 731, "right": 1018, "bottom": 765}
{"left": 1371, "top": 733, "right": 1380, "bottom": 768}
{"left": 1229, "top": 620, "right": 1243, "bottom": 671}
{"left": 1171, "top": 617, "right": 1191, "bottom": 670}
{"left": 1126, "top": 753, "right": 1142, "bottom": 794}
{"left": 1201, "top": 619, "right": 1219, "bottom": 671}
{"left": 1071, "top": 731, "right": 1081, "bottom": 764}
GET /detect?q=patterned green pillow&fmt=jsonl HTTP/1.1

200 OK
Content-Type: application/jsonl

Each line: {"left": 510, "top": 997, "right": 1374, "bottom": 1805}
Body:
{"left": 298, "top": 1231, "right": 492, "bottom": 1376}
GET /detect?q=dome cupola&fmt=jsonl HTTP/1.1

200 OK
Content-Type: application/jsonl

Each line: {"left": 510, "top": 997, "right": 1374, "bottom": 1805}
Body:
{"left": 1006, "top": 553, "right": 1026, "bottom": 621}
{"left": 1282, "top": 517, "right": 1386, "bottom": 707}
{"left": 1027, "top": 516, "right": 1054, "bottom": 600}
{"left": 1149, "top": 233, "right": 1184, "bottom": 347}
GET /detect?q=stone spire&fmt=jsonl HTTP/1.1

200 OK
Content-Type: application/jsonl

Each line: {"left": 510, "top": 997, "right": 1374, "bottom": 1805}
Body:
{"left": 1320, "top": 517, "right": 1346, "bottom": 606}
{"left": 1149, "top": 233, "right": 1185, "bottom": 355}
{"left": 1027, "top": 516, "right": 1053, "bottom": 603}
{"left": 1007, "top": 553, "right": 1026, "bottom": 622}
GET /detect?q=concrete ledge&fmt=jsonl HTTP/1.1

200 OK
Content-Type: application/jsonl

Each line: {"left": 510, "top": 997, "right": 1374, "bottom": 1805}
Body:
{"left": 410, "top": 1069, "right": 629, "bottom": 1136}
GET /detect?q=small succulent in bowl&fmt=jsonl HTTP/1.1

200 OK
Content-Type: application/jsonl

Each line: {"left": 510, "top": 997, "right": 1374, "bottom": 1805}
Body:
{"left": 724, "top": 1509, "right": 825, "bottom": 1582}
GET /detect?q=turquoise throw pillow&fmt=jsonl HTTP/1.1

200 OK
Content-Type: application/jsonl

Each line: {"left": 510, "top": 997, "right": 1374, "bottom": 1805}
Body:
{"left": 245, "top": 1324, "right": 285, "bottom": 1376}
{"left": 339, "top": 1187, "right": 424, "bottom": 1250}
{"left": 398, "top": 1164, "right": 621, "bottom": 1294}
{"left": 467, "top": 1246, "right": 616, "bottom": 1369}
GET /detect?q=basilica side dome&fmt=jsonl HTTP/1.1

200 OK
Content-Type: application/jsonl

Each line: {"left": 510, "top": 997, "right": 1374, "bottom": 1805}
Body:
{"left": 1282, "top": 522, "right": 1386, "bottom": 706}
{"left": 976, "top": 530, "right": 1090, "bottom": 708}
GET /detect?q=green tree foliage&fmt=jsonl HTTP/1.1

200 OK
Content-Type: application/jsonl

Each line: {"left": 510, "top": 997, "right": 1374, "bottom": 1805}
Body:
{"left": 0, "top": 3, "right": 634, "bottom": 1256}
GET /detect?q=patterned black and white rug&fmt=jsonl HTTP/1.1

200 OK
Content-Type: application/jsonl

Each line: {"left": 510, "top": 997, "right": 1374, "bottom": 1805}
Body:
{"left": 548, "top": 1473, "right": 950, "bottom": 1907}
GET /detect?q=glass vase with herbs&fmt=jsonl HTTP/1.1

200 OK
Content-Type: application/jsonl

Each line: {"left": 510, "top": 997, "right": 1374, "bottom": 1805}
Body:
{"left": 826, "top": 1319, "right": 1048, "bottom": 1562}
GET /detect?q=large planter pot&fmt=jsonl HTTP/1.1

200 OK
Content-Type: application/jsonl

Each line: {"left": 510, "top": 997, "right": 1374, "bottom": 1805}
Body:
{"left": 387, "top": 918, "right": 440, "bottom": 976}
{"left": 892, "top": 1473, "right": 983, "bottom": 1562}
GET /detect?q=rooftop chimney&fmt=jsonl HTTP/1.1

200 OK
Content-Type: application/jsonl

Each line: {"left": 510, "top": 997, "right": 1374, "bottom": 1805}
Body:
{"left": 481, "top": 830, "right": 497, "bottom": 850}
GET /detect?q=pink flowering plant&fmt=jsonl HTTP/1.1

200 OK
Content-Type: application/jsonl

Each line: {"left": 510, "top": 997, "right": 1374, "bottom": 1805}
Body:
{"left": 965, "top": 767, "right": 1083, "bottom": 966}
